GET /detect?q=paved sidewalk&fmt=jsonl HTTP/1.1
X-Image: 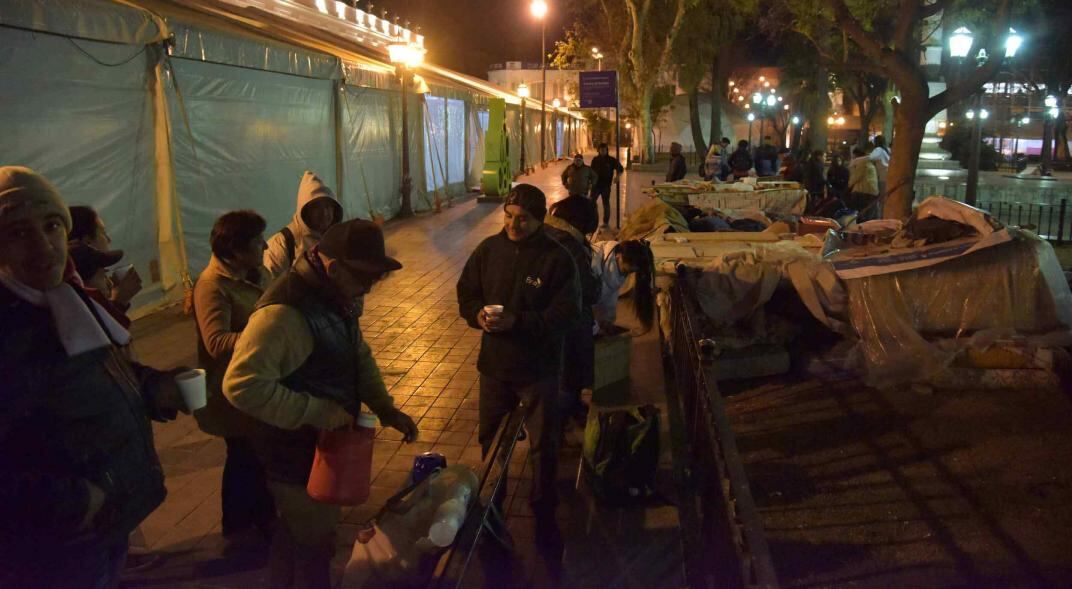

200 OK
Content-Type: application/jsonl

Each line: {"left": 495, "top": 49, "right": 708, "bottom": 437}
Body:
{"left": 123, "top": 159, "right": 682, "bottom": 588}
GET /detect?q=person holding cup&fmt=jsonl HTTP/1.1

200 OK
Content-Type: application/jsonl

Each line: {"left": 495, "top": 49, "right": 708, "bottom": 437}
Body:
{"left": 224, "top": 219, "right": 418, "bottom": 589}
{"left": 68, "top": 205, "right": 143, "bottom": 311}
{"left": 0, "top": 167, "right": 191, "bottom": 588}
{"left": 456, "top": 184, "right": 581, "bottom": 556}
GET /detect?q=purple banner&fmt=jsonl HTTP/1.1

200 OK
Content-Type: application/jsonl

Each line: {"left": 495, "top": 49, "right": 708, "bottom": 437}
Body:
{"left": 579, "top": 71, "right": 618, "bottom": 108}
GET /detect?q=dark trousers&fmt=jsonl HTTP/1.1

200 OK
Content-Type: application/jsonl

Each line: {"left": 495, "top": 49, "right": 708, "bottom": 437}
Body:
{"left": 222, "top": 436, "right": 276, "bottom": 537}
{"left": 478, "top": 374, "right": 560, "bottom": 508}
{"left": 590, "top": 184, "right": 613, "bottom": 224}
{"left": 559, "top": 323, "right": 594, "bottom": 416}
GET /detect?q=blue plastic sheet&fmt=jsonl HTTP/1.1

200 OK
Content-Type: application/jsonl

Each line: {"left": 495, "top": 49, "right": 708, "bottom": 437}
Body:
{"left": 0, "top": 27, "right": 159, "bottom": 305}
{"left": 340, "top": 85, "right": 401, "bottom": 220}
{"left": 165, "top": 58, "right": 337, "bottom": 274}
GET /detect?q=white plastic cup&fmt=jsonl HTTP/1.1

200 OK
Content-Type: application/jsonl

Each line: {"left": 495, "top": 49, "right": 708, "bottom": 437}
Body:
{"left": 112, "top": 264, "right": 135, "bottom": 283}
{"left": 174, "top": 369, "right": 207, "bottom": 411}
{"left": 428, "top": 498, "right": 467, "bottom": 547}
{"left": 483, "top": 304, "right": 504, "bottom": 317}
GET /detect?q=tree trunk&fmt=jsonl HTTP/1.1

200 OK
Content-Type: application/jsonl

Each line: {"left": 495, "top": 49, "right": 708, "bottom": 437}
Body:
{"left": 882, "top": 86, "right": 896, "bottom": 140}
{"left": 1041, "top": 114, "right": 1054, "bottom": 174}
{"left": 710, "top": 52, "right": 728, "bottom": 148}
{"left": 687, "top": 87, "right": 708, "bottom": 155}
{"left": 638, "top": 85, "right": 655, "bottom": 163}
{"left": 857, "top": 108, "right": 875, "bottom": 149}
{"left": 884, "top": 96, "right": 927, "bottom": 219}
{"left": 805, "top": 65, "right": 830, "bottom": 152}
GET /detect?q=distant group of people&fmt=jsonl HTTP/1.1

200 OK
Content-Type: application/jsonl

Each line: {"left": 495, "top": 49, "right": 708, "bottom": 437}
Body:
{"left": 560, "top": 142, "right": 625, "bottom": 226}
{"left": 687, "top": 133, "right": 891, "bottom": 220}
{"left": 1, "top": 160, "right": 657, "bottom": 588}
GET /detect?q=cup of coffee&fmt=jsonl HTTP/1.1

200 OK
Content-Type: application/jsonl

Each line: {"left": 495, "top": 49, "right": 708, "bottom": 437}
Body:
{"left": 483, "top": 305, "right": 504, "bottom": 318}
{"left": 112, "top": 264, "right": 135, "bottom": 283}
{"left": 174, "top": 369, "right": 207, "bottom": 411}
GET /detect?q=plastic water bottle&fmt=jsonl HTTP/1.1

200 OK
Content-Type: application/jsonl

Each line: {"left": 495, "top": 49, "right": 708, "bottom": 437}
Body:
{"left": 427, "top": 497, "right": 468, "bottom": 547}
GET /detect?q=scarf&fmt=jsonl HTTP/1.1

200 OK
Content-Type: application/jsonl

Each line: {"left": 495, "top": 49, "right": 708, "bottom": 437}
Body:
{"left": 0, "top": 274, "right": 131, "bottom": 357}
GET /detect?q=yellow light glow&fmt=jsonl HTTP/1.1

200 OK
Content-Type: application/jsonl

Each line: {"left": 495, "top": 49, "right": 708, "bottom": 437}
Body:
{"left": 759, "top": 76, "right": 766, "bottom": 82}
{"left": 517, "top": 83, "right": 530, "bottom": 98}
{"left": 836, "top": 116, "right": 846, "bottom": 125}
{"left": 728, "top": 81, "right": 735, "bottom": 87}
{"left": 827, "top": 116, "right": 835, "bottom": 125}
{"left": 530, "top": 0, "right": 548, "bottom": 19}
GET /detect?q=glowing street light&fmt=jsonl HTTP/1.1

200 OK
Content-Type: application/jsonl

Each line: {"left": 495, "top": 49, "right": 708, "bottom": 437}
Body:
{"left": 758, "top": 76, "right": 766, "bottom": 82}
{"left": 530, "top": 0, "right": 547, "bottom": 18}
{"left": 517, "top": 83, "right": 530, "bottom": 98}
{"left": 765, "top": 94, "right": 777, "bottom": 107}
{"left": 1004, "top": 28, "right": 1023, "bottom": 58}
{"left": 827, "top": 116, "right": 835, "bottom": 125}
{"left": 1045, "top": 95, "right": 1058, "bottom": 108}
{"left": 1021, "top": 116, "right": 1031, "bottom": 125}
{"left": 747, "top": 113, "right": 755, "bottom": 121}
{"left": 552, "top": 98, "right": 561, "bottom": 108}
{"left": 791, "top": 116, "right": 800, "bottom": 125}
{"left": 949, "top": 27, "right": 973, "bottom": 59}
{"left": 979, "top": 108, "right": 989, "bottom": 120}
{"left": 752, "top": 92, "right": 762, "bottom": 104}
{"left": 966, "top": 110, "right": 975, "bottom": 120}
{"left": 836, "top": 116, "right": 845, "bottom": 125}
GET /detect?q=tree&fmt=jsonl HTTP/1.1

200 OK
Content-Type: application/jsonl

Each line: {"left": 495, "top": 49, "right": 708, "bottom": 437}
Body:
{"left": 836, "top": 72, "right": 889, "bottom": 147}
{"left": 551, "top": 0, "right": 694, "bottom": 163}
{"left": 773, "top": 0, "right": 1014, "bottom": 219}
{"left": 671, "top": 0, "right": 755, "bottom": 155}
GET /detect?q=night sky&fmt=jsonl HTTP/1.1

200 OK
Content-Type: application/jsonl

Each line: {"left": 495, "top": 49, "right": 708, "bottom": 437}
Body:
{"left": 379, "top": 1, "right": 567, "bottom": 77}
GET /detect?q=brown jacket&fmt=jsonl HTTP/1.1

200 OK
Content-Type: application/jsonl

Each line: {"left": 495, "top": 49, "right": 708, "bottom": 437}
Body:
{"left": 192, "top": 255, "right": 270, "bottom": 437}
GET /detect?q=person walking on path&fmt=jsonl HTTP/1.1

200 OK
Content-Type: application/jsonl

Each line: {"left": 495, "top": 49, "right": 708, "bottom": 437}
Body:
{"left": 847, "top": 147, "right": 880, "bottom": 220}
{"left": 666, "top": 142, "right": 687, "bottom": 182}
{"left": 589, "top": 143, "right": 624, "bottom": 226}
{"left": 192, "top": 210, "right": 276, "bottom": 547}
{"left": 224, "top": 219, "right": 418, "bottom": 589}
{"left": 456, "top": 184, "right": 580, "bottom": 549}
{"left": 728, "top": 140, "right": 754, "bottom": 179}
{"left": 0, "top": 166, "right": 189, "bottom": 589}
{"left": 561, "top": 153, "right": 597, "bottom": 199}
{"left": 544, "top": 195, "right": 601, "bottom": 424}
{"left": 263, "top": 171, "right": 342, "bottom": 280}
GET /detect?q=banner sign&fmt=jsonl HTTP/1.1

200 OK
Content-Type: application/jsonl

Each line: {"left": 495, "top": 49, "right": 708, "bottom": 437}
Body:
{"left": 579, "top": 71, "right": 617, "bottom": 108}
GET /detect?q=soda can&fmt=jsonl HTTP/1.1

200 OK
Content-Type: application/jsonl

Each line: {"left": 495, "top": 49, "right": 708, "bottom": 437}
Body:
{"left": 411, "top": 452, "right": 447, "bottom": 484}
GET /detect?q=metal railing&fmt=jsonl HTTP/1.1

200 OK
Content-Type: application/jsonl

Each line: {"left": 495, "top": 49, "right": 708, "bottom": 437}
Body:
{"left": 664, "top": 270, "right": 779, "bottom": 589}
{"left": 427, "top": 406, "right": 526, "bottom": 588}
{"left": 974, "top": 199, "right": 1069, "bottom": 244}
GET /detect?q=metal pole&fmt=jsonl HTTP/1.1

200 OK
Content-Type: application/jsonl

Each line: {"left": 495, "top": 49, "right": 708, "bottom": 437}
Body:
{"left": 520, "top": 98, "right": 527, "bottom": 174}
{"left": 966, "top": 93, "right": 981, "bottom": 205}
{"left": 399, "top": 67, "right": 413, "bottom": 217}
{"left": 616, "top": 87, "right": 621, "bottom": 228}
{"left": 748, "top": 121, "right": 753, "bottom": 148}
{"left": 540, "top": 20, "right": 547, "bottom": 167}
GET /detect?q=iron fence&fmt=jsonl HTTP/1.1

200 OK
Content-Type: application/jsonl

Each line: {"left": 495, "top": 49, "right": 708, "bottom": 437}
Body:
{"left": 974, "top": 199, "right": 1069, "bottom": 244}
{"left": 665, "top": 270, "right": 779, "bottom": 589}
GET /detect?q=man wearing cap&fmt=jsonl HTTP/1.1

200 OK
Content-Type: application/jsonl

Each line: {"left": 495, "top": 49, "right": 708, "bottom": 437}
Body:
{"left": 456, "top": 184, "right": 580, "bottom": 545}
{"left": 561, "top": 153, "right": 597, "bottom": 199}
{"left": 224, "top": 219, "right": 418, "bottom": 589}
{"left": 0, "top": 166, "right": 188, "bottom": 588}
{"left": 68, "top": 242, "right": 132, "bottom": 328}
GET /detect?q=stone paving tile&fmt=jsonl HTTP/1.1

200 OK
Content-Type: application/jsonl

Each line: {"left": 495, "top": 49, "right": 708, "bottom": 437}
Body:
{"left": 122, "top": 158, "right": 679, "bottom": 588}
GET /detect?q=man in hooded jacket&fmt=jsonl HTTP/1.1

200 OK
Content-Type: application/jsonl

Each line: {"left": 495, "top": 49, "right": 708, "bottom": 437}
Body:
{"left": 263, "top": 171, "right": 343, "bottom": 279}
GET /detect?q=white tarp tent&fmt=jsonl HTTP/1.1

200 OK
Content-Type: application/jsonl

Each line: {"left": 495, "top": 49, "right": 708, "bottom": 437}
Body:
{"left": 1, "top": 0, "right": 585, "bottom": 316}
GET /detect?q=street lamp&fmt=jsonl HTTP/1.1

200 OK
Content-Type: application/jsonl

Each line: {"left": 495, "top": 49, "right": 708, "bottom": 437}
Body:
{"left": 531, "top": 0, "right": 548, "bottom": 167}
{"left": 949, "top": 27, "right": 973, "bottom": 59}
{"left": 552, "top": 98, "right": 561, "bottom": 108}
{"left": 388, "top": 40, "right": 425, "bottom": 217}
{"left": 1004, "top": 28, "right": 1023, "bottom": 58}
{"left": 518, "top": 83, "right": 529, "bottom": 174}
{"left": 747, "top": 112, "right": 755, "bottom": 148}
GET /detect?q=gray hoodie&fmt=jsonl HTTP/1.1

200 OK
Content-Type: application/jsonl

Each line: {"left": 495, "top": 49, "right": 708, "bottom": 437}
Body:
{"left": 263, "top": 171, "right": 343, "bottom": 278}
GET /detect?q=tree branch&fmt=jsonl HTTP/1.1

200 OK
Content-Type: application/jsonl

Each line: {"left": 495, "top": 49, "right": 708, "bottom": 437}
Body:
{"left": 825, "top": 0, "right": 884, "bottom": 61}
{"left": 926, "top": 0, "right": 1011, "bottom": 117}
{"left": 919, "top": 0, "right": 950, "bottom": 19}
{"left": 892, "top": 0, "right": 919, "bottom": 51}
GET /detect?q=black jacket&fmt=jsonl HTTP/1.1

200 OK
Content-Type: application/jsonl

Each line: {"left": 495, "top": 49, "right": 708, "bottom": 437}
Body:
{"left": 457, "top": 227, "right": 581, "bottom": 383}
{"left": 545, "top": 225, "right": 601, "bottom": 323}
{"left": 666, "top": 153, "right": 687, "bottom": 182}
{"left": 0, "top": 283, "right": 170, "bottom": 556}
{"left": 591, "top": 154, "right": 624, "bottom": 187}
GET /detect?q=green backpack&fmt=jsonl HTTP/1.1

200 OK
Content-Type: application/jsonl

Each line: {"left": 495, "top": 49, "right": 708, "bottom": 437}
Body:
{"left": 582, "top": 405, "right": 661, "bottom": 505}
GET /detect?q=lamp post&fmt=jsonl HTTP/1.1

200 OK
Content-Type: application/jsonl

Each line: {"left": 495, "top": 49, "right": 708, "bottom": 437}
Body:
{"left": 752, "top": 92, "right": 763, "bottom": 145}
{"left": 518, "top": 83, "right": 529, "bottom": 174}
{"left": 747, "top": 112, "right": 756, "bottom": 148}
{"left": 531, "top": 0, "right": 548, "bottom": 167}
{"left": 1043, "top": 95, "right": 1058, "bottom": 176}
{"left": 388, "top": 40, "right": 425, "bottom": 217}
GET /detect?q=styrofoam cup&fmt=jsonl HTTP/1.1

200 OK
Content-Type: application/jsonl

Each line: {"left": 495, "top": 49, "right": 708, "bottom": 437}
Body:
{"left": 175, "top": 369, "right": 207, "bottom": 411}
{"left": 483, "top": 304, "right": 504, "bottom": 317}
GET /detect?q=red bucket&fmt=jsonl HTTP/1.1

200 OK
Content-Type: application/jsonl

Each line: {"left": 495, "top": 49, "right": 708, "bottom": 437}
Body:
{"left": 307, "top": 413, "right": 377, "bottom": 505}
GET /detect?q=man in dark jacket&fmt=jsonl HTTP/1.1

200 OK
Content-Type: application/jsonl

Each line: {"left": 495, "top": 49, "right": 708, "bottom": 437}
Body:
{"left": 0, "top": 166, "right": 187, "bottom": 589}
{"left": 729, "top": 140, "right": 754, "bottom": 179}
{"left": 224, "top": 220, "right": 418, "bottom": 589}
{"left": 544, "top": 195, "right": 601, "bottom": 423}
{"left": 666, "top": 142, "right": 687, "bottom": 182}
{"left": 589, "top": 143, "right": 624, "bottom": 226}
{"left": 456, "top": 184, "right": 580, "bottom": 532}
